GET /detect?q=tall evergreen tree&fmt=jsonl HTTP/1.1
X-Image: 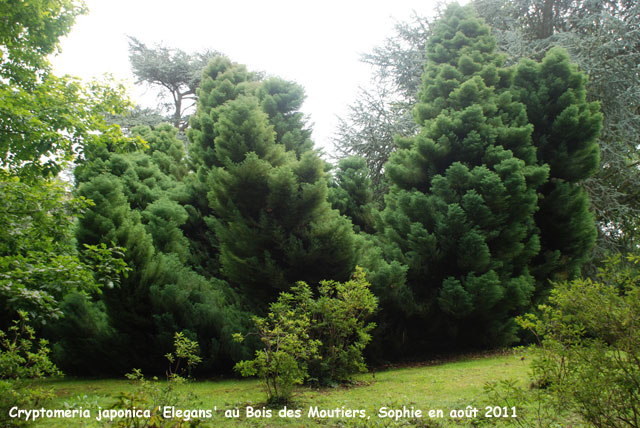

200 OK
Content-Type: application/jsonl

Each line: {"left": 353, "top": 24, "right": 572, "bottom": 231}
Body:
{"left": 68, "top": 124, "right": 252, "bottom": 374}
{"left": 473, "top": 0, "right": 637, "bottom": 259}
{"left": 257, "top": 78, "right": 314, "bottom": 157}
{"left": 511, "top": 48, "right": 601, "bottom": 290}
{"left": 182, "top": 57, "right": 259, "bottom": 275}
{"left": 378, "top": 4, "right": 551, "bottom": 350}
{"left": 74, "top": 173, "right": 159, "bottom": 371}
{"left": 187, "top": 57, "right": 357, "bottom": 304}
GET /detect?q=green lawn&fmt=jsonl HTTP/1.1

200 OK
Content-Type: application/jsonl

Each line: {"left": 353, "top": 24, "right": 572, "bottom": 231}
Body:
{"left": 22, "top": 352, "right": 530, "bottom": 428}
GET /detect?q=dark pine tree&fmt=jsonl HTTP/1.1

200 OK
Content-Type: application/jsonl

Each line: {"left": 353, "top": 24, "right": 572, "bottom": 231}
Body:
{"left": 68, "top": 124, "right": 253, "bottom": 374}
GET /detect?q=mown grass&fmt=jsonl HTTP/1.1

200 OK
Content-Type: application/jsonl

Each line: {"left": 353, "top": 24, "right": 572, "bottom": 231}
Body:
{"left": 24, "top": 351, "right": 530, "bottom": 428}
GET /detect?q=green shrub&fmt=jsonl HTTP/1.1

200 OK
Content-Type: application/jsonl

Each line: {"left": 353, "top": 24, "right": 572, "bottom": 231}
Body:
{"left": 0, "top": 311, "right": 61, "bottom": 428}
{"left": 307, "top": 266, "right": 378, "bottom": 385}
{"left": 165, "top": 331, "right": 203, "bottom": 380}
{"left": 518, "top": 253, "right": 640, "bottom": 428}
{"left": 234, "top": 267, "right": 378, "bottom": 402}
{"left": 234, "top": 286, "right": 320, "bottom": 404}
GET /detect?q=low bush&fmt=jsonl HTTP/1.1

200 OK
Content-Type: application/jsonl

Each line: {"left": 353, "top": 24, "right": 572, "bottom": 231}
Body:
{"left": 0, "top": 311, "right": 61, "bottom": 428}
{"left": 234, "top": 267, "right": 378, "bottom": 403}
{"left": 512, "top": 253, "right": 640, "bottom": 428}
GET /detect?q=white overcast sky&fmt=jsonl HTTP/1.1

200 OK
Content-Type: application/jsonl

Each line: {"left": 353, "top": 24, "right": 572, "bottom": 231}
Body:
{"left": 52, "top": 0, "right": 446, "bottom": 155}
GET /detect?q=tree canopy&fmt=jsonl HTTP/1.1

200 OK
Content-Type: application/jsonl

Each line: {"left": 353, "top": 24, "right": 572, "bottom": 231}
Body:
{"left": 127, "top": 36, "right": 220, "bottom": 131}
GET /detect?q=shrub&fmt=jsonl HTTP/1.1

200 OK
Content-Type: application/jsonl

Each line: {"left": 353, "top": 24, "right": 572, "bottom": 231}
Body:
{"left": 164, "top": 331, "right": 203, "bottom": 380}
{"left": 234, "top": 286, "right": 320, "bottom": 404}
{"left": 307, "top": 266, "right": 378, "bottom": 385}
{"left": 234, "top": 267, "right": 378, "bottom": 402}
{"left": 518, "top": 253, "right": 640, "bottom": 428}
{"left": 0, "top": 311, "right": 61, "bottom": 428}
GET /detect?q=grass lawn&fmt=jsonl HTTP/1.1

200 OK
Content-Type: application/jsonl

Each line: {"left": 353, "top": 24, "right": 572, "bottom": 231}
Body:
{"left": 21, "top": 351, "right": 530, "bottom": 427}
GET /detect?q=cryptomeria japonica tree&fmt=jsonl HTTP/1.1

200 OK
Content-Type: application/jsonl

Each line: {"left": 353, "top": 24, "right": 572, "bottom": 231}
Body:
{"left": 376, "top": 4, "right": 600, "bottom": 351}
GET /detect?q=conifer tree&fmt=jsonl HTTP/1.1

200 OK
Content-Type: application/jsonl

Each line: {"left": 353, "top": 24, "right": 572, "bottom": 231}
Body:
{"left": 182, "top": 57, "right": 259, "bottom": 275}
{"left": 68, "top": 124, "right": 251, "bottom": 374}
{"left": 74, "top": 173, "right": 159, "bottom": 371}
{"left": 257, "top": 78, "right": 314, "bottom": 157}
{"left": 187, "top": 57, "right": 356, "bottom": 303}
{"left": 328, "top": 156, "right": 375, "bottom": 233}
{"left": 134, "top": 123, "right": 189, "bottom": 181}
{"left": 511, "top": 49, "right": 601, "bottom": 291}
{"left": 378, "top": 4, "right": 550, "bottom": 348}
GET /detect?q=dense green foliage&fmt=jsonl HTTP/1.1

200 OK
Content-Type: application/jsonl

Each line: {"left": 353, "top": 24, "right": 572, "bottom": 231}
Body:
{"left": 0, "top": 0, "right": 137, "bottom": 347}
{"left": 336, "top": 0, "right": 638, "bottom": 261}
{"left": 305, "top": 267, "right": 378, "bottom": 385}
{"left": 328, "top": 156, "right": 375, "bottom": 234}
{"left": 2, "top": 2, "right": 628, "bottom": 408}
{"left": 0, "top": 2, "right": 142, "bottom": 374}
{"left": 473, "top": 0, "right": 640, "bottom": 259}
{"left": 0, "top": 0, "right": 140, "bottom": 179}
{"left": 186, "top": 57, "right": 356, "bottom": 303}
{"left": 65, "top": 123, "right": 252, "bottom": 374}
{"left": 0, "top": 177, "right": 127, "bottom": 327}
{"left": 372, "top": 4, "right": 600, "bottom": 355}
{"left": 234, "top": 287, "right": 320, "bottom": 404}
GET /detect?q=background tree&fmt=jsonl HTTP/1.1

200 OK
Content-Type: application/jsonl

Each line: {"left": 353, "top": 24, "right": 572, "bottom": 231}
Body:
{"left": 0, "top": 0, "right": 137, "bottom": 330}
{"left": 0, "top": 0, "right": 166, "bottom": 379}
{"left": 510, "top": 48, "right": 601, "bottom": 291}
{"left": 185, "top": 56, "right": 356, "bottom": 303}
{"left": 0, "top": 0, "right": 86, "bottom": 88}
{"left": 335, "top": 0, "right": 639, "bottom": 262}
{"left": 333, "top": 13, "right": 432, "bottom": 199}
{"left": 328, "top": 156, "right": 375, "bottom": 233}
{"left": 127, "top": 36, "right": 220, "bottom": 131}
{"left": 182, "top": 56, "right": 260, "bottom": 276}
{"left": 0, "top": 0, "right": 141, "bottom": 179}
{"left": 0, "top": 178, "right": 128, "bottom": 328}
{"left": 105, "top": 105, "right": 168, "bottom": 132}
{"left": 197, "top": 84, "right": 356, "bottom": 302}
{"left": 472, "top": 0, "right": 640, "bottom": 260}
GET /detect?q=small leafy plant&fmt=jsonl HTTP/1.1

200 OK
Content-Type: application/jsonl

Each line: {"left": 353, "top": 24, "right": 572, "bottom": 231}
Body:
{"left": 0, "top": 311, "right": 61, "bottom": 428}
{"left": 234, "top": 286, "right": 320, "bottom": 405}
{"left": 234, "top": 267, "right": 378, "bottom": 402}
{"left": 307, "top": 266, "right": 378, "bottom": 385}
{"left": 111, "top": 332, "right": 203, "bottom": 428}
{"left": 513, "top": 253, "right": 640, "bottom": 428}
{"left": 165, "top": 331, "right": 203, "bottom": 380}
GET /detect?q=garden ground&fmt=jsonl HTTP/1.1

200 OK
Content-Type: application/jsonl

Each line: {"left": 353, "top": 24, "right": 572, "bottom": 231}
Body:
{"left": 27, "top": 351, "right": 532, "bottom": 428}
